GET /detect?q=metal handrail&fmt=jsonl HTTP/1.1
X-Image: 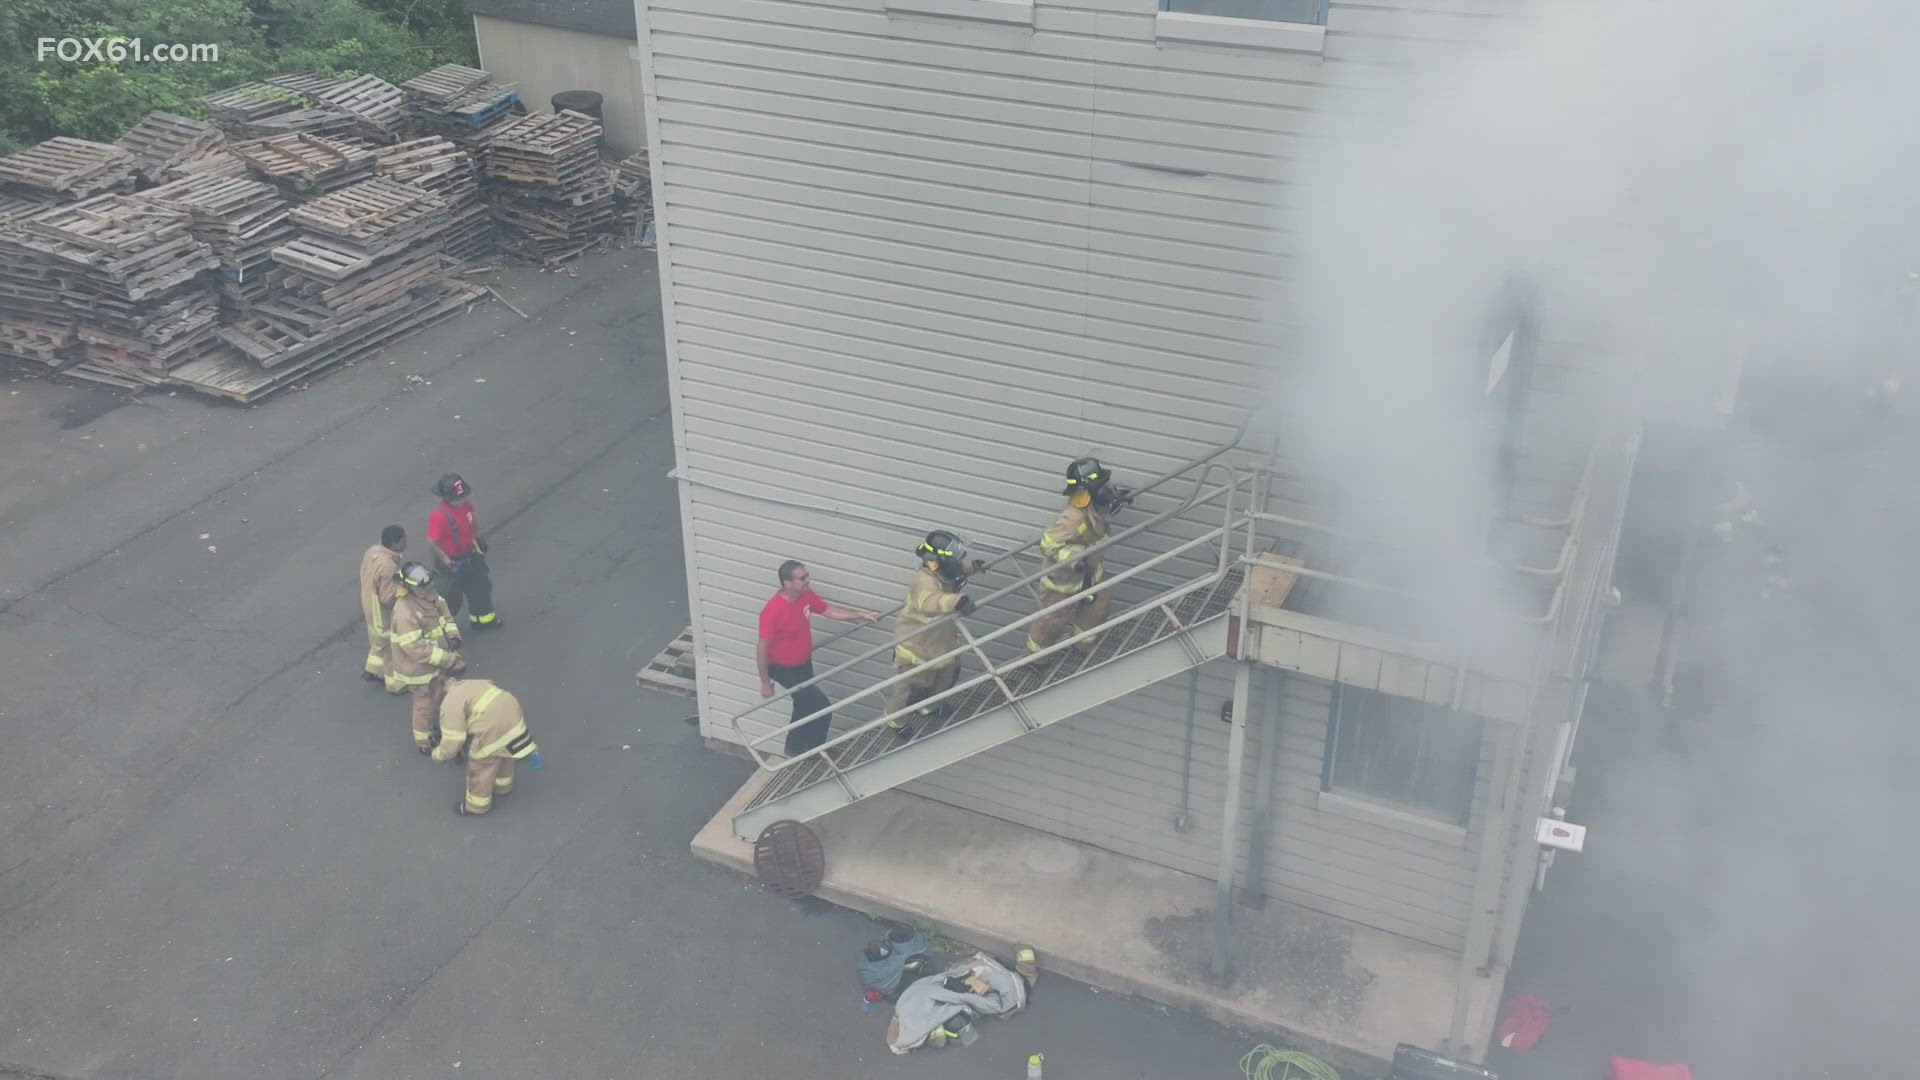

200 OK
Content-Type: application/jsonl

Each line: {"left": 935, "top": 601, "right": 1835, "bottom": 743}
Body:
{"left": 743, "top": 491, "right": 1253, "bottom": 771}
{"left": 793, "top": 416, "right": 1256, "bottom": 661}
{"left": 729, "top": 416, "right": 1255, "bottom": 741}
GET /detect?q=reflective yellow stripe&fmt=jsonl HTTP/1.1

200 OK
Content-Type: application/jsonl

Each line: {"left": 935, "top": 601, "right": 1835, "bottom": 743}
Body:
{"left": 1038, "top": 578, "right": 1082, "bottom": 594}
{"left": 472, "top": 612, "right": 497, "bottom": 624}
{"left": 895, "top": 645, "right": 927, "bottom": 666}
{"left": 427, "top": 645, "right": 448, "bottom": 667}
{"left": 465, "top": 792, "right": 492, "bottom": 808}
{"left": 365, "top": 654, "right": 386, "bottom": 669}
{"left": 472, "top": 686, "right": 504, "bottom": 717}
{"left": 474, "top": 720, "right": 529, "bottom": 759}
{"left": 494, "top": 775, "right": 514, "bottom": 790}
{"left": 390, "top": 628, "right": 424, "bottom": 645}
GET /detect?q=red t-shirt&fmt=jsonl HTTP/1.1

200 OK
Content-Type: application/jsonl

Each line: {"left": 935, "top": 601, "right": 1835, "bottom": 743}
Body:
{"left": 428, "top": 499, "right": 477, "bottom": 559}
{"left": 759, "top": 588, "right": 827, "bottom": 667}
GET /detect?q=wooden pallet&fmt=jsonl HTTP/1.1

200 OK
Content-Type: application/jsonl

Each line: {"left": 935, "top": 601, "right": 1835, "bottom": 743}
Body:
{"left": 288, "top": 177, "right": 446, "bottom": 251}
{"left": 311, "top": 74, "right": 408, "bottom": 141}
{"left": 400, "top": 64, "right": 492, "bottom": 105}
{"left": 200, "top": 82, "right": 305, "bottom": 124}
{"left": 271, "top": 235, "right": 378, "bottom": 281}
{"left": 636, "top": 626, "right": 699, "bottom": 696}
{"left": 115, "top": 112, "right": 225, "bottom": 183}
{"left": 263, "top": 72, "right": 344, "bottom": 101}
{"left": 240, "top": 109, "right": 360, "bottom": 140}
{"left": 0, "top": 138, "right": 139, "bottom": 198}
{"left": 231, "top": 134, "right": 377, "bottom": 187}
{"left": 168, "top": 280, "right": 483, "bottom": 402}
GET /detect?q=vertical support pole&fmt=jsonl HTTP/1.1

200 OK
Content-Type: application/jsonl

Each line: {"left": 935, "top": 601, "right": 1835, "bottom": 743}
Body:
{"left": 1210, "top": 659, "right": 1254, "bottom": 983}
{"left": 1241, "top": 668, "right": 1285, "bottom": 909}
{"left": 1174, "top": 667, "right": 1200, "bottom": 832}
{"left": 1448, "top": 722, "right": 1518, "bottom": 1054}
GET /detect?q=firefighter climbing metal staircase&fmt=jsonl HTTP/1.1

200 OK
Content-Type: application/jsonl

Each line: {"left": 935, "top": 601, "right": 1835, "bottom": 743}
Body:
{"left": 728, "top": 435, "right": 1267, "bottom": 841}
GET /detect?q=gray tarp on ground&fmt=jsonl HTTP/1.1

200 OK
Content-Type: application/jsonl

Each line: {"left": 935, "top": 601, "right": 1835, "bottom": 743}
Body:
{"left": 885, "top": 952, "right": 1029, "bottom": 1055}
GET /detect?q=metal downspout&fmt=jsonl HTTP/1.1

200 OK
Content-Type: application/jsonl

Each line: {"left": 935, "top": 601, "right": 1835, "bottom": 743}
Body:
{"left": 1447, "top": 721, "right": 1519, "bottom": 1055}
{"left": 1174, "top": 667, "right": 1200, "bottom": 833}
{"left": 1210, "top": 658, "right": 1255, "bottom": 983}
{"left": 1241, "top": 667, "right": 1285, "bottom": 909}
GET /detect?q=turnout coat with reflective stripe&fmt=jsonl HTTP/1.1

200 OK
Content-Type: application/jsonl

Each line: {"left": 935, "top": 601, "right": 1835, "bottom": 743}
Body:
{"left": 387, "top": 591, "right": 461, "bottom": 685}
{"left": 1038, "top": 499, "right": 1110, "bottom": 593}
{"left": 893, "top": 566, "right": 965, "bottom": 668}
{"left": 434, "top": 678, "right": 536, "bottom": 761}
{"left": 358, "top": 544, "right": 402, "bottom": 635}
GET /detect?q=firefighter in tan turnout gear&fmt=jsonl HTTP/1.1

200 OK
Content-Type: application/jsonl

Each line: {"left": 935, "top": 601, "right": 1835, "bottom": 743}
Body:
{"left": 387, "top": 560, "right": 465, "bottom": 753}
{"left": 885, "top": 531, "right": 987, "bottom": 741}
{"left": 433, "top": 676, "right": 539, "bottom": 816}
{"left": 1028, "top": 458, "right": 1132, "bottom": 655}
{"left": 358, "top": 525, "right": 408, "bottom": 689}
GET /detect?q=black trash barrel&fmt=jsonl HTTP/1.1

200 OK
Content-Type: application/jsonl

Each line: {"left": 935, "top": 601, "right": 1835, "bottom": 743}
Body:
{"left": 551, "top": 90, "right": 607, "bottom": 151}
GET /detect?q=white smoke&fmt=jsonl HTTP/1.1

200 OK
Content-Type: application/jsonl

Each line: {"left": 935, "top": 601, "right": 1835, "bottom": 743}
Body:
{"left": 1273, "top": 0, "right": 1920, "bottom": 1070}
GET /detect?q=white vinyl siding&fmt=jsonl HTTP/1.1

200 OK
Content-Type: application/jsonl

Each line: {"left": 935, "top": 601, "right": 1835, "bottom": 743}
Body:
{"left": 646, "top": 0, "right": 1590, "bottom": 953}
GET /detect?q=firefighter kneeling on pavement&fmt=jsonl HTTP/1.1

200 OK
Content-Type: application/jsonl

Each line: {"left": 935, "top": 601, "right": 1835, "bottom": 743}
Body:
{"left": 1029, "top": 457, "right": 1131, "bottom": 656}
{"left": 886, "top": 531, "right": 987, "bottom": 741}
{"left": 388, "top": 560, "right": 465, "bottom": 752}
{"left": 433, "top": 677, "right": 539, "bottom": 816}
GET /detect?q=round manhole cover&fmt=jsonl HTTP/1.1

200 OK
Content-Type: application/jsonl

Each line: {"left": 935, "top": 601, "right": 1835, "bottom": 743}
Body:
{"left": 753, "top": 819, "right": 825, "bottom": 899}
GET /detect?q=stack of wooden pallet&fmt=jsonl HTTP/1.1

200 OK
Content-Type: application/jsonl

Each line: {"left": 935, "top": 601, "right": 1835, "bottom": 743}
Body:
{"left": 272, "top": 177, "right": 449, "bottom": 311}
{"left": 486, "top": 111, "right": 614, "bottom": 264}
{"left": 230, "top": 134, "right": 378, "bottom": 200}
{"left": 400, "top": 64, "right": 522, "bottom": 153}
{"left": 0, "top": 138, "right": 139, "bottom": 202}
{"left": 198, "top": 74, "right": 361, "bottom": 139}
{"left": 168, "top": 278, "right": 483, "bottom": 402}
{"left": 375, "top": 137, "right": 494, "bottom": 262}
{"left": 135, "top": 173, "right": 295, "bottom": 312}
{"left": 311, "top": 74, "right": 409, "bottom": 143}
{"left": 172, "top": 176, "right": 474, "bottom": 402}
{"left": 608, "top": 151, "right": 652, "bottom": 239}
{"left": 0, "top": 195, "right": 221, "bottom": 387}
{"left": 115, "top": 112, "right": 226, "bottom": 185}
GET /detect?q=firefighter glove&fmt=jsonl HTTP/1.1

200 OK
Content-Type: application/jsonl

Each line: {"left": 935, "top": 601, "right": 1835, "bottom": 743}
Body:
{"left": 955, "top": 594, "right": 975, "bottom": 617}
{"left": 968, "top": 559, "right": 987, "bottom": 576}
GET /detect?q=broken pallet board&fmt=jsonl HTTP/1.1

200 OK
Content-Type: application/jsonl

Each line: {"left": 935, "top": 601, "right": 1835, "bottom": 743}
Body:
{"left": 636, "top": 626, "right": 699, "bottom": 697}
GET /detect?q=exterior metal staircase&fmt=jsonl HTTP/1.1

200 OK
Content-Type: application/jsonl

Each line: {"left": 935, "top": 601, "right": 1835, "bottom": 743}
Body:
{"left": 727, "top": 426, "right": 1263, "bottom": 841}
{"left": 733, "top": 566, "right": 1243, "bottom": 838}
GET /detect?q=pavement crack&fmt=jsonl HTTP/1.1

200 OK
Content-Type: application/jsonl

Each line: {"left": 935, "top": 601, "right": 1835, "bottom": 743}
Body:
{"left": 311, "top": 828, "right": 588, "bottom": 1080}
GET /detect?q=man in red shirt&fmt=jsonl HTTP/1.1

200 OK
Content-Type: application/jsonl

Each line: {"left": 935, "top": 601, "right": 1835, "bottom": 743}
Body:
{"left": 758, "top": 559, "right": 878, "bottom": 757}
{"left": 427, "top": 473, "right": 502, "bottom": 630}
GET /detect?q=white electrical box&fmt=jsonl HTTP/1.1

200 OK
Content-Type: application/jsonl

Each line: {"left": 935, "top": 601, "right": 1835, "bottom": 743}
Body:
{"left": 1536, "top": 817, "right": 1587, "bottom": 852}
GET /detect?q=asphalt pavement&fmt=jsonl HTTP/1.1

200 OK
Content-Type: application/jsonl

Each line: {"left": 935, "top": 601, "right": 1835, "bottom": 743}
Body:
{"left": 0, "top": 249, "right": 1263, "bottom": 1080}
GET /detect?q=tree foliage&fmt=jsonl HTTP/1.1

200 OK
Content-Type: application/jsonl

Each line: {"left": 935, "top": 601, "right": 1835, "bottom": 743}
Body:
{"left": 0, "top": 0, "right": 477, "bottom": 154}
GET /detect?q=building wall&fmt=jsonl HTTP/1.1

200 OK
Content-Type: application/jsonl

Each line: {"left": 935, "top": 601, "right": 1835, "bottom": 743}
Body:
{"left": 640, "top": 0, "right": 1610, "bottom": 953}
{"left": 473, "top": 15, "right": 648, "bottom": 155}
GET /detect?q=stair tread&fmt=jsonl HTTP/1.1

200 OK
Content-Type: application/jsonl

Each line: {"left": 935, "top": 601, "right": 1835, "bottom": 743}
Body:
{"left": 743, "top": 567, "right": 1243, "bottom": 814}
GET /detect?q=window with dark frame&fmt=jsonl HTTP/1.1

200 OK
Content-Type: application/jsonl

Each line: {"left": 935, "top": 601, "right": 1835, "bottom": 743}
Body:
{"left": 1322, "top": 682, "right": 1484, "bottom": 826}
{"left": 1159, "top": 0, "right": 1329, "bottom": 27}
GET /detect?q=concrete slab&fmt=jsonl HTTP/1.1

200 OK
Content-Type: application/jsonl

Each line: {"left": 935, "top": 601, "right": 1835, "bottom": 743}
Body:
{"left": 694, "top": 777, "right": 1501, "bottom": 1076}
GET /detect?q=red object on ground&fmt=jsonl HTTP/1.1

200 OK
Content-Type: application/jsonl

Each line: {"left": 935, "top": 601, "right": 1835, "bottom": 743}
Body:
{"left": 1610, "top": 1057, "right": 1694, "bottom": 1080}
{"left": 1495, "top": 992, "right": 1553, "bottom": 1050}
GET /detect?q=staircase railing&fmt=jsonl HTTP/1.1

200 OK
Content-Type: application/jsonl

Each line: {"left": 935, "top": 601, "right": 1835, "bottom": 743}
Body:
{"left": 727, "top": 423, "right": 1262, "bottom": 773}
